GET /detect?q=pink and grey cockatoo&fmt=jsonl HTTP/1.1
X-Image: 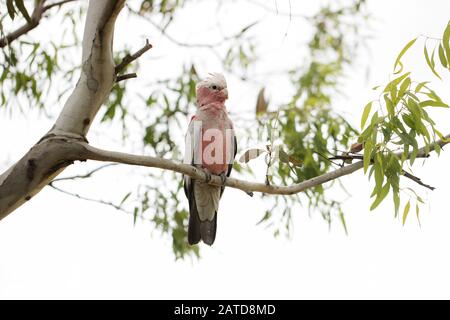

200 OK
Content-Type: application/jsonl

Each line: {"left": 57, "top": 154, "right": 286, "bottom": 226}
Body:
{"left": 183, "top": 73, "right": 236, "bottom": 245}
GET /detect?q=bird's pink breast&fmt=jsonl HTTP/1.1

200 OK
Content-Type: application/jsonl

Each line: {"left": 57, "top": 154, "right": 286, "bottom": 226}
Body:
{"left": 194, "top": 104, "right": 232, "bottom": 175}
{"left": 201, "top": 128, "right": 229, "bottom": 175}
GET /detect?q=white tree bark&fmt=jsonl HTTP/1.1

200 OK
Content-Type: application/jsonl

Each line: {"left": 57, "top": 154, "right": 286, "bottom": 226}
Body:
{"left": 51, "top": 0, "right": 124, "bottom": 136}
{"left": 0, "top": 0, "right": 125, "bottom": 220}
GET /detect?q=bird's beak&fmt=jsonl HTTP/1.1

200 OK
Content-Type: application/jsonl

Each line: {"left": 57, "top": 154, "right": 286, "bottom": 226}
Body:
{"left": 221, "top": 88, "right": 228, "bottom": 99}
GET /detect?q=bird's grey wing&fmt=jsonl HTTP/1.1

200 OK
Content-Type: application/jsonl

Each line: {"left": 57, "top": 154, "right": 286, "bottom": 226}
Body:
{"left": 184, "top": 120, "right": 202, "bottom": 245}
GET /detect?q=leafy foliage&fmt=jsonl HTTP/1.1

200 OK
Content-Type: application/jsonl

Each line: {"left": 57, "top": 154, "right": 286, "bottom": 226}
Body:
{"left": 1, "top": 3, "right": 85, "bottom": 111}
{"left": 247, "top": 1, "right": 369, "bottom": 235}
{"left": 5, "top": 0, "right": 31, "bottom": 22}
{"left": 357, "top": 21, "right": 450, "bottom": 223}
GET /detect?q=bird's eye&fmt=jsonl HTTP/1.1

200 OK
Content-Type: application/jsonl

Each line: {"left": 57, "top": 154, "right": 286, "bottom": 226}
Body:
{"left": 211, "top": 85, "right": 218, "bottom": 90}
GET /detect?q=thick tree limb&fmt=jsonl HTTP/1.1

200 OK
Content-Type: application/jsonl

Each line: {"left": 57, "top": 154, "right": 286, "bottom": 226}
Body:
{"left": 0, "top": 137, "right": 87, "bottom": 218}
{"left": 73, "top": 134, "right": 449, "bottom": 196}
{"left": 81, "top": 143, "right": 364, "bottom": 195}
{"left": 50, "top": 0, "right": 125, "bottom": 137}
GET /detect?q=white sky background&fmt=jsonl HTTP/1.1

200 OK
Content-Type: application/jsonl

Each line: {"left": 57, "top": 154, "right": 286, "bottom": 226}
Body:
{"left": 1, "top": 0, "right": 450, "bottom": 299}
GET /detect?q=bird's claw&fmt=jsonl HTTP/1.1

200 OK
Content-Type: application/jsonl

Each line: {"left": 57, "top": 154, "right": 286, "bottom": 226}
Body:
{"left": 203, "top": 169, "right": 212, "bottom": 183}
{"left": 219, "top": 172, "right": 227, "bottom": 185}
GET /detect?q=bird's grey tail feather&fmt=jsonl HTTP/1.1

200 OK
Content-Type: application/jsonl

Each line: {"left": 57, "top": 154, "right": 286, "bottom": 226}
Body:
{"left": 187, "top": 195, "right": 201, "bottom": 245}
{"left": 200, "top": 214, "right": 217, "bottom": 246}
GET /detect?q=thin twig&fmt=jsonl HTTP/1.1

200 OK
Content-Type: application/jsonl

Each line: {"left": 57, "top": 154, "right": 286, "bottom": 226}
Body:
{"left": 328, "top": 154, "right": 436, "bottom": 190}
{"left": 49, "top": 182, "right": 133, "bottom": 215}
{"left": 116, "top": 73, "right": 137, "bottom": 82}
{"left": 131, "top": 13, "right": 216, "bottom": 48}
{"left": 402, "top": 171, "right": 435, "bottom": 191}
{"left": 315, "top": 151, "right": 342, "bottom": 167}
{"left": 329, "top": 154, "right": 363, "bottom": 161}
{"left": 115, "top": 40, "right": 152, "bottom": 74}
{"left": 49, "top": 182, "right": 155, "bottom": 223}
{"left": 128, "top": 6, "right": 259, "bottom": 49}
{"left": 52, "top": 163, "right": 117, "bottom": 182}
{"left": 43, "top": 0, "right": 78, "bottom": 11}
{"left": 244, "top": 0, "right": 309, "bottom": 19}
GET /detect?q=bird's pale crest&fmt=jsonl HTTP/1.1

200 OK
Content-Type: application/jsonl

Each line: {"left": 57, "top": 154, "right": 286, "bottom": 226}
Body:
{"left": 196, "top": 73, "right": 227, "bottom": 90}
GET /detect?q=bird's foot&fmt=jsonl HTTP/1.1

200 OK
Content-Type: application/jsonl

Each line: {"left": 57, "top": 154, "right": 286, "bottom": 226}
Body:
{"left": 202, "top": 168, "right": 212, "bottom": 183}
{"left": 265, "top": 175, "right": 271, "bottom": 186}
{"left": 219, "top": 172, "right": 227, "bottom": 185}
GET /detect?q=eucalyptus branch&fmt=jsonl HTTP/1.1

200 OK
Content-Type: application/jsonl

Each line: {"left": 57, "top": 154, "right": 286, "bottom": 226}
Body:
{"left": 0, "top": 0, "right": 78, "bottom": 48}
{"left": 43, "top": 0, "right": 78, "bottom": 11}
{"left": 52, "top": 163, "right": 117, "bottom": 182}
{"left": 244, "top": 0, "right": 309, "bottom": 19}
{"left": 328, "top": 155, "right": 363, "bottom": 161}
{"left": 329, "top": 152, "right": 435, "bottom": 190}
{"left": 74, "top": 133, "right": 449, "bottom": 196}
{"left": 116, "top": 73, "right": 137, "bottom": 82}
{"left": 115, "top": 40, "right": 153, "bottom": 74}
{"left": 132, "top": 14, "right": 217, "bottom": 49}
{"left": 128, "top": 7, "right": 258, "bottom": 49}
{"left": 402, "top": 171, "right": 435, "bottom": 191}
{"left": 49, "top": 182, "right": 133, "bottom": 215}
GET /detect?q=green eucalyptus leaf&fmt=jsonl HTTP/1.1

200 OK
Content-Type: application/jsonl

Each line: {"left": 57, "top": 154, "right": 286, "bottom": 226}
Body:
{"left": 424, "top": 45, "right": 441, "bottom": 79}
{"left": 363, "top": 140, "right": 373, "bottom": 173}
{"left": 370, "top": 182, "right": 390, "bottom": 211}
{"left": 393, "top": 192, "right": 400, "bottom": 218}
{"left": 339, "top": 210, "right": 348, "bottom": 235}
{"left": 133, "top": 207, "right": 139, "bottom": 226}
{"left": 374, "top": 155, "right": 384, "bottom": 190}
{"left": 384, "top": 72, "right": 410, "bottom": 93}
{"left": 438, "top": 43, "right": 448, "bottom": 68}
{"left": 416, "top": 203, "right": 421, "bottom": 227}
{"left": 414, "top": 81, "right": 429, "bottom": 93}
{"left": 398, "top": 76, "right": 411, "bottom": 100}
{"left": 14, "top": 0, "right": 31, "bottom": 23}
{"left": 393, "top": 38, "right": 417, "bottom": 74}
{"left": 384, "top": 94, "right": 394, "bottom": 117}
{"left": 360, "top": 101, "right": 372, "bottom": 129}
{"left": 443, "top": 22, "right": 450, "bottom": 69}
{"left": 419, "top": 100, "right": 449, "bottom": 108}
{"left": 402, "top": 200, "right": 411, "bottom": 225}
{"left": 119, "top": 192, "right": 132, "bottom": 206}
{"left": 7, "top": 0, "right": 16, "bottom": 19}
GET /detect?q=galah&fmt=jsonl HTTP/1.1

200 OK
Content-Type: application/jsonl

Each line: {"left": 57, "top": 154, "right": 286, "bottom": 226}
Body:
{"left": 183, "top": 73, "right": 236, "bottom": 245}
